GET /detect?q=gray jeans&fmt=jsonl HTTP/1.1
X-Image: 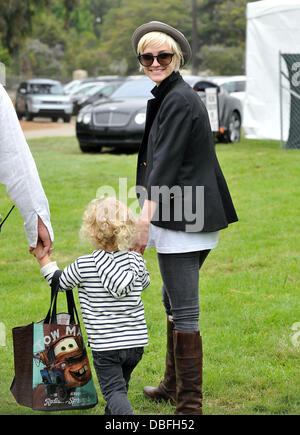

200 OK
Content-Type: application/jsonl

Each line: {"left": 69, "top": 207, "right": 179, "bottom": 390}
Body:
{"left": 92, "top": 347, "right": 144, "bottom": 415}
{"left": 157, "top": 250, "right": 210, "bottom": 332}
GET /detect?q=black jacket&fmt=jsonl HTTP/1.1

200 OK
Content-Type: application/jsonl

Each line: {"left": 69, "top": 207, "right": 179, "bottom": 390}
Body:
{"left": 136, "top": 71, "right": 238, "bottom": 232}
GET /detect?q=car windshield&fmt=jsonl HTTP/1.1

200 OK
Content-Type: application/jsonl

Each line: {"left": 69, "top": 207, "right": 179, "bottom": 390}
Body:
{"left": 73, "top": 83, "right": 104, "bottom": 95}
{"left": 28, "top": 83, "right": 64, "bottom": 95}
{"left": 84, "top": 84, "right": 107, "bottom": 96}
{"left": 96, "top": 83, "right": 122, "bottom": 97}
{"left": 110, "top": 78, "right": 154, "bottom": 99}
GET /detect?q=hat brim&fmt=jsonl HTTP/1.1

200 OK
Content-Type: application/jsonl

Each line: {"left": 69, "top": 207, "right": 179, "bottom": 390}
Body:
{"left": 132, "top": 21, "right": 192, "bottom": 65}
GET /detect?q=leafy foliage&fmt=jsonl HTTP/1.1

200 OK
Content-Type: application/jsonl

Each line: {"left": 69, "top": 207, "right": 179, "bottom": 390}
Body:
{"left": 0, "top": 0, "right": 257, "bottom": 78}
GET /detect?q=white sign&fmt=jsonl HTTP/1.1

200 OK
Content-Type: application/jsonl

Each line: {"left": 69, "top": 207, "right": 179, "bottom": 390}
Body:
{"left": 0, "top": 62, "right": 6, "bottom": 86}
{"left": 205, "top": 87, "right": 219, "bottom": 132}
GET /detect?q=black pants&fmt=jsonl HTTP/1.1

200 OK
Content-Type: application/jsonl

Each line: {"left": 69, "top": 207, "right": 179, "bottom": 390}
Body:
{"left": 92, "top": 347, "right": 144, "bottom": 415}
{"left": 158, "top": 250, "right": 210, "bottom": 332}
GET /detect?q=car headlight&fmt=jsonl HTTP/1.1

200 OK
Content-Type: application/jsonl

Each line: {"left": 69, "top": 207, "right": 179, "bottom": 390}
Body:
{"left": 77, "top": 112, "right": 83, "bottom": 123}
{"left": 83, "top": 112, "right": 92, "bottom": 124}
{"left": 134, "top": 112, "right": 146, "bottom": 125}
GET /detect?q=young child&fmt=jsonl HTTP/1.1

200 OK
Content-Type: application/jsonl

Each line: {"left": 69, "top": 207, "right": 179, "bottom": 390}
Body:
{"left": 34, "top": 196, "right": 150, "bottom": 415}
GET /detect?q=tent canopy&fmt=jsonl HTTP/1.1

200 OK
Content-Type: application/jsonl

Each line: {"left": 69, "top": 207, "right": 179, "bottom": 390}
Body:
{"left": 244, "top": 0, "right": 300, "bottom": 140}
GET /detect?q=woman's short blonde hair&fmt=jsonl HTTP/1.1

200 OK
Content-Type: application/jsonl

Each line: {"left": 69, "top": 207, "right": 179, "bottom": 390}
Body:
{"left": 137, "top": 31, "right": 183, "bottom": 72}
{"left": 80, "top": 197, "right": 137, "bottom": 251}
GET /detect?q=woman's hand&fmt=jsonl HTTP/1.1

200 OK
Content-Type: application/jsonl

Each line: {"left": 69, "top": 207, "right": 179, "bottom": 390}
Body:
{"left": 131, "top": 199, "right": 157, "bottom": 255}
{"left": 132, "top": 217, "right": 150, "bottom": 255}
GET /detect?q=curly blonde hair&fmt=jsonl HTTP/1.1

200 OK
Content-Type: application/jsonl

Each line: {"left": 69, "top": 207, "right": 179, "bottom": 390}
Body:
{"left": 80, "top": 197, "right": 137, "bottom": 251}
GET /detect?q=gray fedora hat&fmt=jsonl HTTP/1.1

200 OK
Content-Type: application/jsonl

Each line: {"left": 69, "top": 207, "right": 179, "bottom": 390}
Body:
{"left": 132, "top": 21, "right": 192, "bottom": 65}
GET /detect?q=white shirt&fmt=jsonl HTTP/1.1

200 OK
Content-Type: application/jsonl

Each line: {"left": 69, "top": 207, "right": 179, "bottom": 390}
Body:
{"left": 147, "top": 223, "right": 219, "bottom": 253}
{"left": 41, "top": 250, "right": 150, "bottom": 351}
{"left": 0, "top": 85, "right": 53, "bottom": 246}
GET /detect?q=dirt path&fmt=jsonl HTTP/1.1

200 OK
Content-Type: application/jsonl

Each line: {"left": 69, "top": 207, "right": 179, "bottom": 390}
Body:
{"left": 20, "top": 119, "right": 75, "bottom": 139}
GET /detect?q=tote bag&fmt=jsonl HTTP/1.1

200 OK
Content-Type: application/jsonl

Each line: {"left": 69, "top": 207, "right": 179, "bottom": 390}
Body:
{"left": 10, "top": 270, "right": 98, "bottom": 411}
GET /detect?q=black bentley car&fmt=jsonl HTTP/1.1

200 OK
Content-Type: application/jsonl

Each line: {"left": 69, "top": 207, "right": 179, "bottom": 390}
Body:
{"left": 76, "top": 75, "right": 243, "bottom": 153}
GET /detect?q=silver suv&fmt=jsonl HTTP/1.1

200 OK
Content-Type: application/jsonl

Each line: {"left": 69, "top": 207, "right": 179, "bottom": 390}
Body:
{"left": 15, "top": 79, "right": 73, "bottom": 122}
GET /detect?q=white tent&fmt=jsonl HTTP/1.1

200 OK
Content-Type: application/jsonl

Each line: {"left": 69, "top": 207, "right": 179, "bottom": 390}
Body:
{"left": 243, "top": 0, "right": 300, "bottom": 140}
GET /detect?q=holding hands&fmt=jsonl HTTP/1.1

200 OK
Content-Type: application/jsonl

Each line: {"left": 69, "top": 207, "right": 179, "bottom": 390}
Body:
{"left": 131, "top": 199, "right": 157, "bottom": 255}
{"left": 30, "top": 216, "right": 52, "bottom": 264}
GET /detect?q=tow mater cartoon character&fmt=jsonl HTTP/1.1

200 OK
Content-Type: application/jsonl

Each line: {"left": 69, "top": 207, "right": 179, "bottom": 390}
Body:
{"left": 34, "top": 334, "right": 91, "bottom": 400}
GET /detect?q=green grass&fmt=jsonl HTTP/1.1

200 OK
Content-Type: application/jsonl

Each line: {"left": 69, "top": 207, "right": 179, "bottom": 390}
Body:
{"left": 0, "top": 137, "right": 299, "bottom": 415}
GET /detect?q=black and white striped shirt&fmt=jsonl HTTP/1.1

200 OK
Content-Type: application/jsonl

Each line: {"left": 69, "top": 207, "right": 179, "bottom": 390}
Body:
{"left": 41, "top": 250, "right": 150, "bottom": 351}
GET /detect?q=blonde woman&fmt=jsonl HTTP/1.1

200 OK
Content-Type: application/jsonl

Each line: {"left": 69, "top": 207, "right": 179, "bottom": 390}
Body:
{"left": 34, "top": 197, "right": 150, "bottom": 415}
{"left": 131, "top": 22, "right": 238, "bottom": 415}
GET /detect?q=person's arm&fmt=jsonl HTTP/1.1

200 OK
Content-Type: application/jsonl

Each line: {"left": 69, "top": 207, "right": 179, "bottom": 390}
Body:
{"left": 132, "top": 92, "right": 193, "bottom": 254}
{"left": 0, "top": 85, "right": 54, "bottom": 253}
{"left": 132, "top": 198, "right": 157, "bottom": 255}
{"left": 34, "top": 243, "right": 81, "bottom": 291}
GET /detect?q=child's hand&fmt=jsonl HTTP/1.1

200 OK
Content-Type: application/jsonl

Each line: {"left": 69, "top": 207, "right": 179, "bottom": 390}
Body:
{"left": 31, "top": 241, "right": 51, "bottom": 266}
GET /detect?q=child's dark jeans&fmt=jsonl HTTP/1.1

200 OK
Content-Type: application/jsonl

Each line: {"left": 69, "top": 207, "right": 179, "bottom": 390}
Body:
{"left": 92, "top": 347, "right": 144, "bottom": 415}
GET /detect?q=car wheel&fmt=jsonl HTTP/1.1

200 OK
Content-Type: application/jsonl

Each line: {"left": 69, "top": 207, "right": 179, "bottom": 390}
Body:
{"left": 63, "top": 115, "right": 71, "bottom": 123}
{"left": 79, "top": 143, "right": 102, "bottom": 153}
{"left": 52, "top": 117, "right": 58, "bottom": 122}
{"left": 25, "top": 107, "right": 33, "bottom": 121}
{"left": 15, "top": 104, "right": 23, "bottom": 120}
{"left": 225, "top": 111, "right": 241, "bottom": 143}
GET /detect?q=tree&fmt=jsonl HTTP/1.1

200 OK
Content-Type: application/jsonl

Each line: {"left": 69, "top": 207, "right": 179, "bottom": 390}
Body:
{"left": 63, "top": 0, "right": 80, "bottom": 29}
{"left": 63, "top": 30, "right": 111, "bottom": 76}
{"left": 0, "top": 43, "right": 10, "bottom": 66}
{"left": 19, "top": 38, "right": 64, "bottom": 78}
{"left": 99, "top": 0, "right": 191, "bottom": 74}
{"left": 89, "top": 0, "right": 121, "bottom": 38}
{"left": 191, "top": 0, "right": 199, "bottom": 74}
{"left": 201, "top": 45, "right": 245, "bottom": 75}
{"left": 194, "top": 0, "right": 254, "bottom": 74}
{"left": 0, "top": 0, "right": 49, "bottom": 54}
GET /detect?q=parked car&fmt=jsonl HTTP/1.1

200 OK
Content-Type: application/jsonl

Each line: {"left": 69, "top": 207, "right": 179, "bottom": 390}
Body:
{"left": 15, "top": 79, "right": 73, "bottom": 122}
{"left": 70, "top": 81, "right": 108, "bottom": 115}
{"left": 210, "top": 75, "right": 246, "bottom": 106}
{"left": 63, "top": 79, "right": 82, "bottom": 95}
{"left": 76, "top": 76, "right": 152, "bottom": 152}
{"left": 183, "top": 75, "right": 243, "bottom": 143}
{"left": 76, "top": 75, "right": 243, "bottom": 153}
{"left": 75, "top": 80, "right": 124, "bottom": 113}
{"left": 70, "top": 80, "right": 124, "bottom": 115}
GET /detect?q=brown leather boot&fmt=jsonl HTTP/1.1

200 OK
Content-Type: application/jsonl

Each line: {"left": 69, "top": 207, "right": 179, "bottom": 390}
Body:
{"left": 174, "top": 330, "right": 203, "bottom": 415}
{"left": 143, "top": 317, "right": 176, "bottom": 405}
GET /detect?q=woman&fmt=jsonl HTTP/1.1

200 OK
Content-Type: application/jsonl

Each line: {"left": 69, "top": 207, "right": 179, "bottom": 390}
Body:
{"left": 131, "top": 21, "right": 238, "bottom": 415}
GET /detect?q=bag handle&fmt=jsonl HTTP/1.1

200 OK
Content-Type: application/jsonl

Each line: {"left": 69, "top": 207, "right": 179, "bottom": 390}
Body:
{"left": 0, "top": 204, "right": 15, "bottom": 233}
{"left": 44, "top": 270, "right": 79, "bottom": 325}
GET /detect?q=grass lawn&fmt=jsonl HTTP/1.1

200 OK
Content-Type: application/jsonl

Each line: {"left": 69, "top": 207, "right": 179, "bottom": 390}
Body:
{"left": 0, "top": 136, "right": 299, "bottom": 415}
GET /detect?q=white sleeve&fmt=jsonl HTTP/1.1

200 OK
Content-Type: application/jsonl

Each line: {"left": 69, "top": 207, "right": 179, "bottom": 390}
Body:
{"left": 40, "top": 260, "right": 82, "bottom": 291}
{"left": 0, "top": 85, "right": 54, "bottom": 246}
